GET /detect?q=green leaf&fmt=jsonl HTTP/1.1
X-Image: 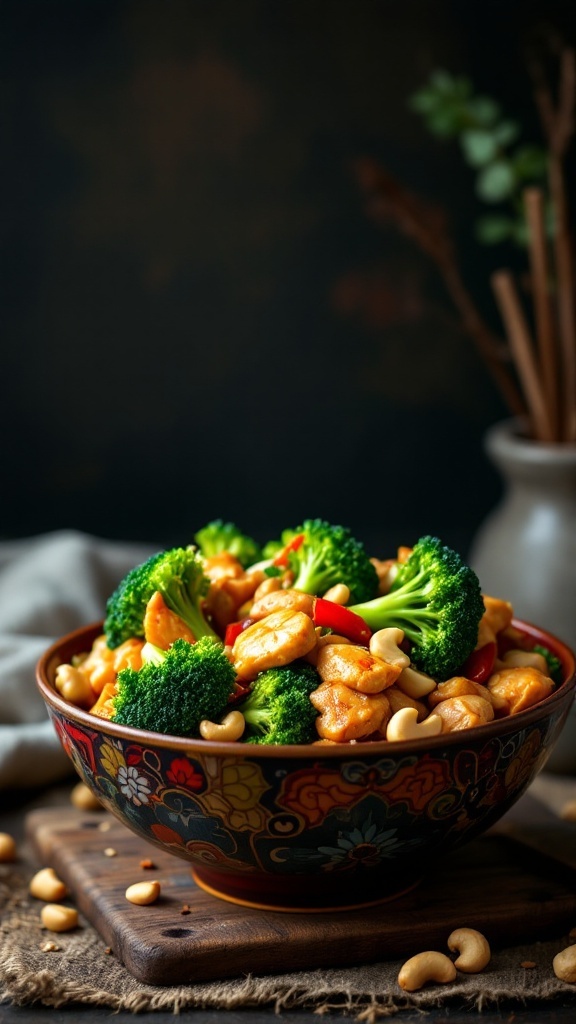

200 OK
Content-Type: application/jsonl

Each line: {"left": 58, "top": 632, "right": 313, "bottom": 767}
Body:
{"left": 460, "top": 129, "right": 498, "bottom": 166}
{"left": 430, "top": 69, "right": 457, "bottom": 93}
{"left": 493, "top": 119, "right": 520, "bottom": 148}
{"left": 511, "top": 220, "right": 530, "bottom": 247}
{"left": 475, "top": 214, "right": 514, "bottom": 244}
{"left": 427, "top": 107, "right": 465, "bottom": 137}
{"left": 512, "top": 144, "right": 548, "bottom": 182}
{"left": 408, "top": 88, "right": 439, "bottom": 114}
{"left": 467, "top": 95, "right": 501, "bottom": 127}
{"left": 476, "top": 160, "right": 516, "bottom": 202}
{"left": 452, "top": 76, "right": 473, "bottom": 100}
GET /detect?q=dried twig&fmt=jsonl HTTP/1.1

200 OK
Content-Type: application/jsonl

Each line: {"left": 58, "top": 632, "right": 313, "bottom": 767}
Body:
{"left": 354, "top": 38, "right": 575, "bottom": 443}
{"left": 354, "top": 157, "right": 527, "bottom": 419}
{"left": 527, "top": 39, "right": 576, "bottom": 441}
{"left": 524, "top": 187, "right": 559, "bottom": 436}
{"left": 491, "top": 269, "right": 554, "bottom": 441}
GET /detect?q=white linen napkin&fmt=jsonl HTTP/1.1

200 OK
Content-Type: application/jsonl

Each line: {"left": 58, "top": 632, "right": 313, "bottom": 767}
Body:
{"left": 0, "top": 530, "right": 155, "bottom": 789}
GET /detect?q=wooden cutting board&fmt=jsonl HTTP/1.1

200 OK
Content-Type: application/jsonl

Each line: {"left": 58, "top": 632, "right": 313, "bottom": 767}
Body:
{"left": 26, "top": 807, "right": 576, "bottom": 987}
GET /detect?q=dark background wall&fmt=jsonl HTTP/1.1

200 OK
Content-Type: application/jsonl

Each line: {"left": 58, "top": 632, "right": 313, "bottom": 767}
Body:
{"left": 1, "top": 0, "right": 574, "bottom": 559}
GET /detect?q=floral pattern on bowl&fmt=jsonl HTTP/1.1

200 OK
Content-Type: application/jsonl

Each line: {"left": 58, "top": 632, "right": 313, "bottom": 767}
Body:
{"left": 38, "top": 620, "right": 575, "bottom": 911}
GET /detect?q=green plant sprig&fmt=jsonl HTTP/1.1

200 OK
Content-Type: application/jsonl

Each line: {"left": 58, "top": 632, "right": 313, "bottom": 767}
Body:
{"left": 409, "top": 70, "right": 550, "bottom": 246}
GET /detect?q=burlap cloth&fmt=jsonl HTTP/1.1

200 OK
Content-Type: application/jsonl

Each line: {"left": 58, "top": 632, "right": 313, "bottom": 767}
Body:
{"left": 1, "top": 828, "right": 575, "bottom": 1022}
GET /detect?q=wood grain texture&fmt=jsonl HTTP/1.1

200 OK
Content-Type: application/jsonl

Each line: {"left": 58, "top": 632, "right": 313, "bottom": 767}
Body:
{"left": 26, "top": 807, "right": 576, "bottom": 986}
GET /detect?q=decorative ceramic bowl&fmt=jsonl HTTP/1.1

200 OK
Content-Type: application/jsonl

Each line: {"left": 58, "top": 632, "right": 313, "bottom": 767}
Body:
{"left": 36, "top": 620, "right": 576, "bottom": 912}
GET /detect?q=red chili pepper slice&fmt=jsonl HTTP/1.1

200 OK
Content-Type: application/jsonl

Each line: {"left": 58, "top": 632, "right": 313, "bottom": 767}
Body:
{"left": 224, "top": 618, "right": 253, "bottom": 647}
{"left": 272, "top": 533, "right": 305, "bottom": 567}
{"left": 312, "top": 597, "right": 372, "bottom": 646}
{"left": 461, "top": 641, "right": 497, "bottom": 684}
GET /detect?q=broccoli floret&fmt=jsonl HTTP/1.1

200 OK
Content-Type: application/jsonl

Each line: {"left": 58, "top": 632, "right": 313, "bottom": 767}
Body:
{"left": 194, "top": 519, "right": 262, "bottom": 569}
{"left": 285, "top": 518, "right": 379, "bottom": 604}
{"left": 246, "top": 529, "right": 302, "bottom": 576}
{"left": 260, "top": 537, "right": 285, "bottom": 560}
{"left": 349, "top": 535, "right": 484, "bottom": 679}
{"left": 111, "top": 636, "right": 236, "bottom": 737}
{"left": 261, "top": 526, "right": 301, "bottom": 559}
{"left": 533, "top": 645, "right": 563, "bottom": 684}
{"left": 238, "top": 662, "right": 320, "bottom": 745}
{"left": 104, "top": 547, "right": 218, "bottom": 649}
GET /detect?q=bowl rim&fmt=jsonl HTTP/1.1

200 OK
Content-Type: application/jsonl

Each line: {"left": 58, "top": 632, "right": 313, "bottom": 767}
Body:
{"left": 36, "top": 618, "right": 576, "bottom": 759}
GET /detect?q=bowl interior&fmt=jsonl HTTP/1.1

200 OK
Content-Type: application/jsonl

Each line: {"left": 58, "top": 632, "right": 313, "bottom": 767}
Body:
{"left": 37, "top": 618, "right": 576, "bottom": 758}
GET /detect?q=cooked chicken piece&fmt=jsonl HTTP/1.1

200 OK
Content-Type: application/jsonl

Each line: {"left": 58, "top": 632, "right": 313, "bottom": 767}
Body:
{"left": 112, "top": 639, "right": 145, "bottom": 674}
{"left": 397, "top": 545, "right": 413, "bottom": 563}
{"left": 251, "top": 576, "right": 283, "bottom": 602}
{"left": 386, "top": 686, "right": 428, "bottom": 720}
{"left": 76, "top": 635, "right": 144, "bottom": 696}
{"left": 223, "top": 573, "right": 266, "bottom": 606}
{"left": 481, "top": 595, "right": 514, "bottom": 635}
{"left": 201, "top": 552, "right": 245, "bottom": 582}
{"left": 498, "top": 624, "right": 531, "bottom": 649}
{"left": 304, "top": 629, "right": 352, "bottom": 668}
{"left": 476, "top": 618, "right": 497, "bottom": 648}
{"left": 144, "top": 591, "right": 195, "bottom": 648}
{"left": 316, "top": 643, "right": 401, "bottom": 694}
{"left": 433, "top": 695, "right": 495, "bottom": 732}
{"left": 317, "top": 632, "right": 352, "bottom": 648}
{"left": 74, "top": 635, "right": 116, "bottom": 694}
{"left": 204, "top": 570, "right": 266, "bottom": 634}
{"left": 487, "top": 666, "right": 554, "bottom": 715}
{"left": 428, "top": 676, "right": 508, "bottom": 714}
{"left": 248, "top": 588, "right": 315, "bottom": 620}
{"left": 370, "top": 557, "right": 399, "bottom": 595}
{"left": 203, "top": 587, "right": 237, "bottom": 635}
{"left": 232, "top": 608, "right": 317, "bottom": 681}
{"left": 310, "top": 680, "right": 391, "bottom": 742}
{"left": 89, "top": 681, "right": 118, "bottom": 720}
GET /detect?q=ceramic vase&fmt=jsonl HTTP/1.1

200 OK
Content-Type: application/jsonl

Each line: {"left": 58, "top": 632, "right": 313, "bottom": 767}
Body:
{"left": 469, "top": 418, "right": 576, "bottom": 774}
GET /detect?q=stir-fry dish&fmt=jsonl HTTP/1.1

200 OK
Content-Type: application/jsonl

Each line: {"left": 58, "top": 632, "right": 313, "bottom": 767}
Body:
{"left": 55, "top": 519, "right": 562, "bottom": 745}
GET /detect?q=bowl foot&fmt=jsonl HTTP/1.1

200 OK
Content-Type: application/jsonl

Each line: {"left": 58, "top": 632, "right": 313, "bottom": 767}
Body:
{"left": 191, "top": 865, "right": 422, "bottom": 913}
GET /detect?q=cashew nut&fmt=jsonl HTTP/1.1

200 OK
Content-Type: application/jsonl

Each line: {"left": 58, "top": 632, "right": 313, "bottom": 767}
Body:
{"left": 29, "top": 867, "right": 68, "bottom": 902}
{"left": 386, "top": 706, "right": 442, "bottom": 742}
{"left": 70, "top": 781, "right": 103, "bottom": 811}
{"left": 447, "top": 928, "right": 491, "bottom": 973}
{"left": 322, "top": 583, "right": 350, "bottom": 605}
{"left": 396, "top": 665, "right": 437, "bottom": 699}
{"left": 41, "top": 904, "right": 79, "bottom": 933}
{"left": 125, "top": 880, "right": 161, "bottom": 906}
{"left": 398, "top": 951, "right": 457, "bottom": 991}
{"left": 553, "top": 944, "right": 576, "bottom": 983}
{"left": 369, "top": 628, "right": 410, "bottom": 669}
{"left": 560, "top": 800, "right": 576, "bottom": 822}
{"left": 0, "top": 832, "right": 17, "bottom": 863}
{"left": 199, "top": 710, "right": 245, "bottom": 742}
{"left": 54, "top": 663, "right": 94, "bottom": 708}
{"left": 500, "top": 649, "right": 548, "bottom": 673}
